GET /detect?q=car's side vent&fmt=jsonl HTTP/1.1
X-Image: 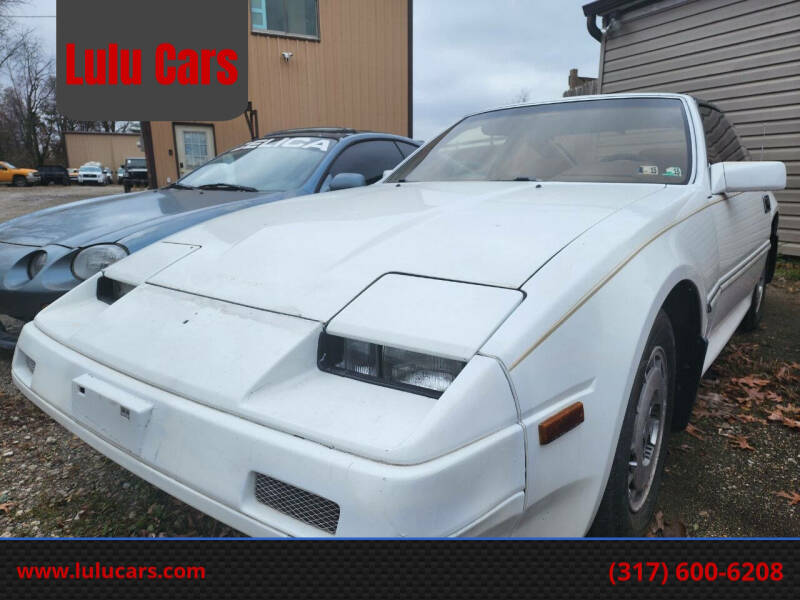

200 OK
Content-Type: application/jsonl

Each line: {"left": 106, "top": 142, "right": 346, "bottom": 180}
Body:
{"left": 97, "top": 276, "right": 135, "bottom": 304}
{"left": 254, "top": 473, "right": 340, "bottom": 535}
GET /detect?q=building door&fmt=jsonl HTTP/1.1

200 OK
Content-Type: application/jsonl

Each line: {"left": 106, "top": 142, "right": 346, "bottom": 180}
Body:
{"left": 174, "top": 124, "right": 215, "bottom": 178}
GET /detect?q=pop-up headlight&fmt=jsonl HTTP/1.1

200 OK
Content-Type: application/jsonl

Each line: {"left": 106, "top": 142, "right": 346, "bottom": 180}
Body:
{"left": 318, "top": 332, "right": 465, "bottom": 398}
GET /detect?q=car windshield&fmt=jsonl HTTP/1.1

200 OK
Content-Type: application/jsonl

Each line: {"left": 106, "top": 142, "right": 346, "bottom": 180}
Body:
{"left": 389, "top": 98, "right": 692, "bottom": 185}
{"left": 179, "top": 136, "right": 337, "bottom": 192}
{"left": 126, "top": 159, "right": 146, "bottom": 168}
{"left": 81, "top": 166, "right": 101, "bottom": 173}
{"left": 3, "top": 162, "right": 16, "bottom": 169}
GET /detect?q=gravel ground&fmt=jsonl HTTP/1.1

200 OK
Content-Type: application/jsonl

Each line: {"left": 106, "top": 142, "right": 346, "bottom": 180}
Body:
{"left": 0, "top": 184, "right": 125, "bottom": 223}
{"left": 0, "top": 185, "right": 798, "bottom": 537}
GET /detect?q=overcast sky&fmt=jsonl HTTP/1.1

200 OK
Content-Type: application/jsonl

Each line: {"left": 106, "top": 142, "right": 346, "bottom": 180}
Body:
{"left": 7, "top": 0, "right": 599, "bottom": 140}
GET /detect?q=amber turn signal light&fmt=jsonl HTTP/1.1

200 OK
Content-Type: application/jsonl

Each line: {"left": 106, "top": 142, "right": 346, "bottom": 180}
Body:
{"left": 538, "top": 402, "right": 584, "bottom": 445}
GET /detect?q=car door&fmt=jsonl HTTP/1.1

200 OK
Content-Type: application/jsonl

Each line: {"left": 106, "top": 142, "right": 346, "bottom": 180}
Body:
{"left": 0, "top": 163, "right": 9, "bottom": 184}
{"left": 318, "top": 139, "right": 406, "bottom": 192}
{"left": 701, "top": 104, "right": 772, "bottom": 330}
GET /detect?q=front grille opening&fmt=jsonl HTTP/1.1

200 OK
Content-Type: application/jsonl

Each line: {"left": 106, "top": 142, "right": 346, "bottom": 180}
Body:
{"left": 254, "top": 473, "right": 340, "bottom": 535}
{"left": 21, "top": 352, "right": 35, "bottom": 374}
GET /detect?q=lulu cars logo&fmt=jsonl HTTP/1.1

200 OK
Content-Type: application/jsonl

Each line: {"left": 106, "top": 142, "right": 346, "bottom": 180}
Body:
{"left": 57, "top": 0, "right": 247, "bottom": 121}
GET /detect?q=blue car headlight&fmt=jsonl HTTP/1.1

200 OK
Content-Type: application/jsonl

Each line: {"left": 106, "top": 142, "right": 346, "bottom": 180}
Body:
{"left": 27, "top": 251, "right": 47, "bottom": 279}
{"left": 71, "top": 244, "right": 129, "bottom": 280}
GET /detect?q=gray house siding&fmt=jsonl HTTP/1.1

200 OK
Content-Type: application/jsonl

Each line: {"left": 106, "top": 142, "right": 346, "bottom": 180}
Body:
{"left": 596, "top": 0, "right": 800, "bottom": 256}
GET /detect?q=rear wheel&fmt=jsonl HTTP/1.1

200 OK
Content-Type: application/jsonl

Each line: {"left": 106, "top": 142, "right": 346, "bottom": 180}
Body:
{"left": 589, "top": 310, "right": 675, "bottom": 537}
{"left": 740, "top": 265, "right": 767, "bottom": 332}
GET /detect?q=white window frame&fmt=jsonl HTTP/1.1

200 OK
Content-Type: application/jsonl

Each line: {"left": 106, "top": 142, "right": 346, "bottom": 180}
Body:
{"left": 250, "top": 0, "right": 320, "bottom": 41}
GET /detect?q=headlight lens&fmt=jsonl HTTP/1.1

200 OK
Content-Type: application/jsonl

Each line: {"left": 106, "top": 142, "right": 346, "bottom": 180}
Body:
{"left": 27, "top": 251, "right": 47, "bottom": 279}
{"left": 71, "top": 244, "right": 129, "bottom": 280}
{"left": 318, "top": 333, "right": 466, "bottom": 398}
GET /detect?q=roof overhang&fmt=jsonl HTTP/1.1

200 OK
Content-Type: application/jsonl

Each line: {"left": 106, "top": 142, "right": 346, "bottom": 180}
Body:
{"left": 582, "top": 0, "right": 657, "bottom": 17}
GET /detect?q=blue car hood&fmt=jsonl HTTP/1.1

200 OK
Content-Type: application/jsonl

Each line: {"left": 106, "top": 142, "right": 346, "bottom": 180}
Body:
{"left": 0, "top": 188, "right": 283, "bottom": 248}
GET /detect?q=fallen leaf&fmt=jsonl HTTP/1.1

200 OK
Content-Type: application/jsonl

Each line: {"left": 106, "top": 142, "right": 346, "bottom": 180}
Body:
{"left": 662, "top": 519, "right": 688, "bottom": 538}
{"left": 732, "top": 376, "right": 771, "bottom": 388}
{"left": 776, "top": 363, "right": 800, "bottom": 382}
{"left": 776, "top": 404, "right": 800, "bottom": 414}
{"left": 767, "top": 410, "right": 785, "bottom": 422}
{"left": 720, "top": 432, "right": 755, "bottom": 451}
{"left": 685, "top": 423, "right": 705, "bottom": 440}
{"left": 698, "top": 510, "right": 709, "bottom": 518}
{"left": 0, "top": 502, "right": 17, "bottom": 514}
{"left": 781, "top": 417, "right": 800, "bottom": 430}
{"left": 774, "top": 491, "right": 800, "bottom": 506}
{"left": 649, "top": 511, "right": 688, "bottom": 537}
{"left": 736, "top": 414, "right": 767, "bottom": 425}
{"left": 676, "top": 444, "right": 692, "bottom": 453}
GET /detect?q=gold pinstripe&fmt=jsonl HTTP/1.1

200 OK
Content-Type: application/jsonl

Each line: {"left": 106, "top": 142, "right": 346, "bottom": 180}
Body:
{"left": 508, "top": 197, "right": 727, "bottom": 371}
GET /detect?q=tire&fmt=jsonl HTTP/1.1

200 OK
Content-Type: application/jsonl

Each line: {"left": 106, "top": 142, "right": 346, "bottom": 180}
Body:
{"left": 124, "top": 184, "right": 132, "bottom": 193}
{"left": 740, "top": 265, "right": 767, "bottom": 332}
{"left": 589, "top": 310, "right": 676, "bottom": 537}
{"left": 13, "top": 176, "right": 26, "bottom": 187}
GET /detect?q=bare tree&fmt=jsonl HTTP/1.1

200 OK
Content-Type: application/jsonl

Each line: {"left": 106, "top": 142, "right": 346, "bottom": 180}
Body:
{"left": 512, "top": 88, "right": 532, "bottom": 104}
{"left": 0, "top": 0, "right": 29, "bottom": 71}
{"left": 4, "top": 36, "right": 56, "bottom": 165}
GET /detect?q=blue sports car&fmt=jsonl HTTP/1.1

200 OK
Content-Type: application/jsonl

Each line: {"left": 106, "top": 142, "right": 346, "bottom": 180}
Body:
{"left": 0, "top": 128, "right": 419, "bottom": 346}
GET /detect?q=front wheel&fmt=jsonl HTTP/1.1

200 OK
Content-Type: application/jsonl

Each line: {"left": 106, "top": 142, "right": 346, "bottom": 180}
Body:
{"left": 589, "top": 310, "right": 676, "bottom": 537}
{"left": 13, "top": 176, "right": 26, "bottom": 187}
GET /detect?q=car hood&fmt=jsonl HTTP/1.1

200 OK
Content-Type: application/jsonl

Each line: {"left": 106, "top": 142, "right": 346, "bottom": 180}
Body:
{"left": 0, "top": 188, "right": 272, "bottom": 248}
{"left": 151, "top": 181, "right": 669, "bottom": 322}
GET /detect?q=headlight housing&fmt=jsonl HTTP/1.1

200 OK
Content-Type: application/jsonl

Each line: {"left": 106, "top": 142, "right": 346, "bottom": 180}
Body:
{"left": 71, "top": 244, "right": 129, "bottom": 280}
{"left": 318, "top": 332, "right": 466, "bottom": 398}
{"left": 96, "top": 276, "right": 135, "bottom": 304}
{"left": 27, "top": 251, "right": 47, "bottom": 279}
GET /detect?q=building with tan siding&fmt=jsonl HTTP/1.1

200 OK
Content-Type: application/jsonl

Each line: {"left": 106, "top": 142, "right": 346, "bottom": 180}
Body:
{"left": 582, "top": 0, "right": 800, "bottom": 256}
{"left": 143, "top": 0, "right": 412, "bottom": 188}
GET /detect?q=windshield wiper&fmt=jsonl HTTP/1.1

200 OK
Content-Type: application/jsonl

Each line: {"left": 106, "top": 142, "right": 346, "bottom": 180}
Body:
{"left": 165, "top": 182, "right": 196, "bottom": 190}
{"left": 510, "top": 176, "right": 541, "bottom": 182}
{"left": 197, "top": 183, "right": 258, "bottom": 192}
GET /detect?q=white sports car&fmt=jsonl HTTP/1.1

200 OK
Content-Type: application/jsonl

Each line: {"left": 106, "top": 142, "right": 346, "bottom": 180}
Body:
{"left": 12, "top": 94, "right": 786, "bottom": 537}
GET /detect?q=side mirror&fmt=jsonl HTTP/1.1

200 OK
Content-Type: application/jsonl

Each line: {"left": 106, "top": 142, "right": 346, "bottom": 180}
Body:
{"left": 710, "top": 161, "right": 786, "bottom": 195}
{"left": 329, "top": 172, "right": 367, "bottom": 191}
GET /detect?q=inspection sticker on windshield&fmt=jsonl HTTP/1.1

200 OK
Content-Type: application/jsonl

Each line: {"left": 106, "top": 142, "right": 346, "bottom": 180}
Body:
{"left": 638, "top": 165, "right": 659, "bottom": 175}
{"left": 664, "top": 166, "right": 682, "bottom": 177}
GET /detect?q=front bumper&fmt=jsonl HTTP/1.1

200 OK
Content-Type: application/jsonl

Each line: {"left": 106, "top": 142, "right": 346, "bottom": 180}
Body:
{"left": 13, "top": 322, "right": 525, "bottom": 537}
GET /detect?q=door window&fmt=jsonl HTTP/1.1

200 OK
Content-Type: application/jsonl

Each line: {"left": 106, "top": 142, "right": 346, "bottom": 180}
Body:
{"left": 327, "top": 141, "right": 405, "bottom": 186}
{"left": 183, "top": 132, "right": 209, "bottom": 170}
{"left": 395, "top": 141, "right": 419, "bottom": 158}
{"left": 698, "top": 104, "right": 748, "bottom": 164}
